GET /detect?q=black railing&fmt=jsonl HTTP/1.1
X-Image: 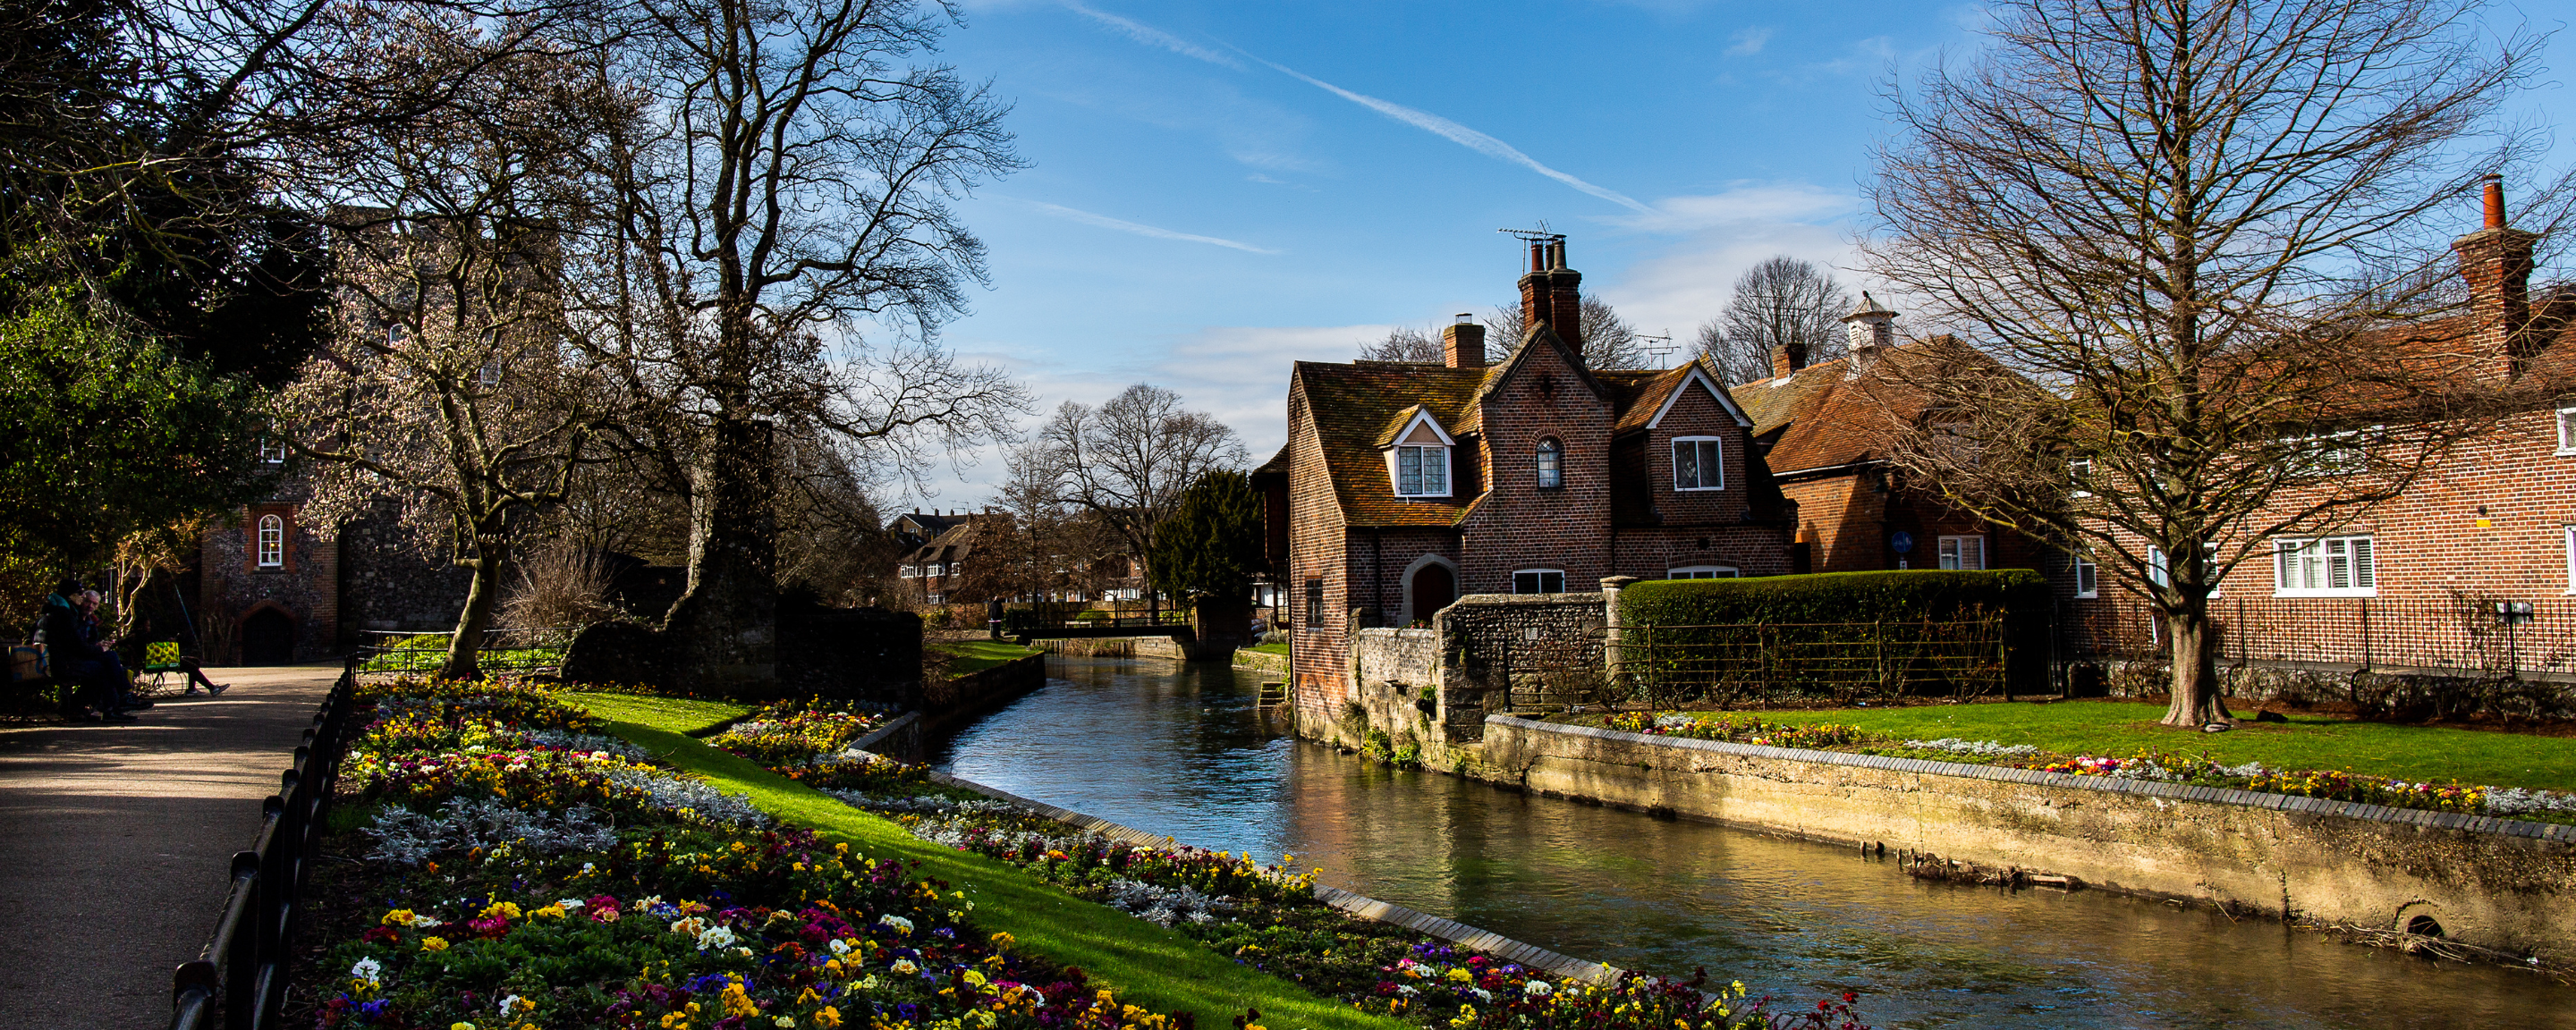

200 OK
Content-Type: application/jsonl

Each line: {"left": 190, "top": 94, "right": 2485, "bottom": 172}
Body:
{"left": 1003, "top": 609, "right": 1191, "bottom": 636}
{"left": 170, "top": 660, "right": 359, "bottom": 1030}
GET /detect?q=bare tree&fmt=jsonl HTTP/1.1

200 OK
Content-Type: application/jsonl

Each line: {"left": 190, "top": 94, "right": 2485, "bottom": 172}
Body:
{"left": 1696, "top": 256, "right": 1853, "bottom": 384}
{"left": 1357, "top": 325, "right": 1446, "bottom": 363}
{"left": 1487, "top": 294, "right": 1649, "bottom": 368}
{"left": 1858, "top": 0, "right": 2562, "bottom": 726}
{"left": 570, "top": 0, "right": 1031, "bottom": 689}
{"left": 1026, "top": 384, "right": 1247, "bottom": 614}
{"left": 278, "top": 14, "right": 611, "bottom": 680}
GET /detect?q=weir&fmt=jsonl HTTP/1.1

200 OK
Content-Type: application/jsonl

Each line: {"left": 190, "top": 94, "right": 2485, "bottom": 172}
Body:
{"left": 932, "top": 654, "right": 2576, "bottom": 1030}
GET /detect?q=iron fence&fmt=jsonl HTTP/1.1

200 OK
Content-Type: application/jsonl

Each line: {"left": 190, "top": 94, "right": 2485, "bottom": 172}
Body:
{"left": 170, "top": 661, "right": 357, "bottom": 1030}
{"left": 353, "top": 627, "right": 575, "bottom": 675}
{"left": 2062, "top": 595, "right": 2576, "bottom": 680}
{"left": 1606, "top": 618, "right": 2011, "bottom": 709}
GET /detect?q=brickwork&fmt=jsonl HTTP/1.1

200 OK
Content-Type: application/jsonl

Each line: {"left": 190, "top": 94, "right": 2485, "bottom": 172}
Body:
{"left": 199, "top": 501, "right": 340, "bottom": 663}
{"left": 1285, "top": 383, "right": 1352, "bottom": 729}
{"left": 1456, "top": 337, "right": 1619, "bottom": 595}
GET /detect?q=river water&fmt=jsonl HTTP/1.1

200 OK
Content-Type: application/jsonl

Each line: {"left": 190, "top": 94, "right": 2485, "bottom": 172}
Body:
{"left": 930, "top": 656, "right": 2572, "bottom": 1029}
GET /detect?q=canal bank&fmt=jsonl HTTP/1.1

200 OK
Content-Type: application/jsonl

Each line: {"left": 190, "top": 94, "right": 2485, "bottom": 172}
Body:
{"left": 933, "top": 654, "right": 2576, "bottom": 1030}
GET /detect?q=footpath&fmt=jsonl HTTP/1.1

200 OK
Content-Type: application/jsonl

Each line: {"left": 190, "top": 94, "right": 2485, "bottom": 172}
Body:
{"left": 0, "top": 664, "right": 342, "bottom": 1029}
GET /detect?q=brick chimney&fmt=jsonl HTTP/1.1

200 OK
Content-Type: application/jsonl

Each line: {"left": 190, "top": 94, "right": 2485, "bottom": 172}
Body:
{"left": 1442, "top": 313, "right": 1486, "bottom": 368}
{"left": 1517, "top": 241, "right": 1549, "bottom": 345}
{"left": 1769, "top": 343, "right": 1806, "bottom": 378}
{"left": 2453, "top": 173, "right": 2538, "bottom": 377}
{"left": 1516, "top": 239, "right": 1585, "bottom": 360}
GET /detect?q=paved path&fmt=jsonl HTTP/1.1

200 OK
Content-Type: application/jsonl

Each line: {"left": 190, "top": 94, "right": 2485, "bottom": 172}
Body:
{"left": 0, "top": 664, "right": 343, "bottom": 1029}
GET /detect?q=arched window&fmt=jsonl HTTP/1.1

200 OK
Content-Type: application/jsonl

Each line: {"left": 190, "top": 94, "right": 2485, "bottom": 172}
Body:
{"left": 1534, "top": 438, "right": 1563, "bottom": 489}
{"left": 257, "top": 515, "right": 285, "bottom": 568}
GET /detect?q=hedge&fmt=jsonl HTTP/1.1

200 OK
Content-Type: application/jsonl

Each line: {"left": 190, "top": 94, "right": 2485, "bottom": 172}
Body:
{"left": 1615, "top": 569, "right": 2051, "bottom": 628}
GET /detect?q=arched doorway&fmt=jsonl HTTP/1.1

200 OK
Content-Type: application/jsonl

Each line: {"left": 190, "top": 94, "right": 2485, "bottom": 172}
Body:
{"left": 1408, "top": 563, "right": 1455, "bottom": 627}
{"left": 242, "top": 608, "right": 295, "bottom": 665}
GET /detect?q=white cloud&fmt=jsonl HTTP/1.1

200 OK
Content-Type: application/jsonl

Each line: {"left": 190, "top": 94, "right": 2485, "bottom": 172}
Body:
{"left": 1012, "top": 198, "right": 1281, "bottom": 254}
{"left": 1252, "top": 56, "right": 1654, "bottom": 214}
{"left": 1057, "top": 1, "right": 1241, "bottom": 68}
{"left": 1724, "top": 27, "right": 1774, "bottom": 57}
{"left": 1606, "top": 182, "right": 1859, "bottom": 235}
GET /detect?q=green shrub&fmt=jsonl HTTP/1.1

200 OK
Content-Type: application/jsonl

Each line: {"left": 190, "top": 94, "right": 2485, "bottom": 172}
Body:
{"left": 1616, "top": 570, "right": 2053, "bottom": 702}
{"left": 1619, "top": 568, "right": 2049, "bottom": 626}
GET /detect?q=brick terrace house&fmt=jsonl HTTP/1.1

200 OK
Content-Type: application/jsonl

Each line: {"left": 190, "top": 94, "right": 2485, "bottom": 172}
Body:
{"left": 892, "top": 511, "right": 996, "bottom": 606}
{"left": 1729, "top": 298, "right": 2047, "bottom": 577}
{"left": 1268, "top": 241, "right": 1795, "bottom": 723}
{"left": 2063, "top": 177, "right": 2576, "bottom": 680}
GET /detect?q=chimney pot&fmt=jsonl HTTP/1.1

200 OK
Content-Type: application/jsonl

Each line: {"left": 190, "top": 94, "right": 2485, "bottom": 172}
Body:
{"left": 2484, "top": 173, "right": 2506, "bottom": 230}
{"left": 2455, "top": 174, "right": 2537, "bottom": 377}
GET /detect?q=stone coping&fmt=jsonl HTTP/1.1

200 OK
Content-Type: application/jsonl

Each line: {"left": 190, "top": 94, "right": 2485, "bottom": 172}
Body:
{"left": 917, "top": 768, "right": 1624, "bottom": 985}
{"left": 849, "top": 712, "right": 920, "bottom": 754}
{"left": 1488, "top": 716, "right": 2576, "bottom": 844}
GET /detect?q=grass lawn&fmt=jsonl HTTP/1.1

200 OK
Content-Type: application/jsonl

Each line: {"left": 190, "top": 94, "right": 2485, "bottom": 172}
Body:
{"left": 575, "top": 695, "right": 1408, "bottom": 1030}
{"left": 1246, "top": 641, "right": 1291, "bottom": 656}
{"left": 565, "top": 691, "right": 751, "bottom": 735}
{"left": 1719, "top": 699, "right": 2576, "bottom": 791}
{"left": 933, "top": 638, "right": 1045, "bottom": 676}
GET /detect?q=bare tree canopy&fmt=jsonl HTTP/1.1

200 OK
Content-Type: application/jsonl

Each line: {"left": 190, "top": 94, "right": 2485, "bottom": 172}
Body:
{"left": 1357, "top": 325, "right": 1446, "bottom": 363}
{"left": 1487, "top": 294, "right": 1650, "bottom": 369}
{"left": 1860, "top": 0, "right": 2563, "bottom": 725}
{"left": 1696, "top": 256, "right": 1853, "bottom": 384}
{"left": 1025, "top": 384, "right": 1248, "bottom": 609}
{"left": 567, "top": 0, "right": 1031, "bottom": 687}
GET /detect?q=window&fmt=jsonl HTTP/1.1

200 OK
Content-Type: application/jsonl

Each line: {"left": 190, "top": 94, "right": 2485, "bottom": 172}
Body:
{"left": 2073, "top": 553, "right": 2098, "bottom": 598}
{"left": 1512, "top": 570, "right": 1566, "bottom": 594}
{"left": 1672, "top": 437, "right": 1724, "bottom": 491}
{"left": 1304, "top": 578, "right": 1325, "bottom": 632}
{"left": 1394, "top": 444, "right": 1449, "bottom": 496}
{"left": 256, "top": 514, "right": 284, "bottom": 569}
{"left": 2282, "top": 429, "right": 2368, "bottom": 477}
{"left": 925, "top": 593, "right": 943, "bottom": 604}
{"left": 2067, "top": 457, "right": 2094, "bottom": 496}
{"left": 2148, "top": 543, "right": 2224, "bottom": 595}
{"left": 2566, "top": 526, "right": 2575, "bottom": 594}
{"left": 1936, "top": 535, "right": 1985, "bottom": 570}
{"left": 2274, "top": 536, "right": 2376, "bottom": 596}
{"left": 2558, "top": 408, "right": 2576, "bottom": 455}
{"left": 1665, "top": 565, "right": 1738, "bottom": 579}
{"left": 899, "top": 564, "right": 916, "bottom": 578}
{"left": 258, "top": 438, "right": 288, "bottom": 464}
{"left": 1534, "top": 439, "right": 1563, "bottom": 490}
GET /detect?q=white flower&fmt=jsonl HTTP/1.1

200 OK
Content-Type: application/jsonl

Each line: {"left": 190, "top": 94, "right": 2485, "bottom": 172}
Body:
{"left": 1470, "top": 988, "right": 1492, "bottom": 1002}
{"left": 496, "top": 994, "right": 520, "bottom": 1015}
{"left": 776, "top": 1017, "right": 799, "bottom": 1028}
{"left": 890, "top": 958, "right": 920, "bottom": 975}
{"left": 1397, "top": 985, "right": 1419, "bottom": 997}
{"left": 411, "top": 915, "right": 444, "bottom": 929}
{"left": 827, "top": 939, "right": 852, "bottom": 956}
{"left": 877, "top": 915, "right": 914, "bottom": 934}
{"left": 350, "top": 958, "right": 383, "bottom": 982}
{"left": 696, "top": 925, "right": 739, "bottom": 951}
{"left": 555, "top": 898, "right": 585, "bottom": 910}
{"left": 1523, "top": 981, "right": 1555, "bottom": 997}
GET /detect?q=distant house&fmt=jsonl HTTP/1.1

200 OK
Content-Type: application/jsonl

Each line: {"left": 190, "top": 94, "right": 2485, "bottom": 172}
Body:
{"left": 1728, "top": 298, "right": 2046, "bottom": 577}
{"left": 892, "top": 511, "right": 997, "bottom": 606}
{"left": 1264, "top": 240, "right": 1796, "bottom": 724}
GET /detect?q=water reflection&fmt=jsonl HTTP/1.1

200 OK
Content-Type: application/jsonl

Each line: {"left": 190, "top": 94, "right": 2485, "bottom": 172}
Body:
{"left": 933, "top": 657, "right": 2566, "bottom": 1029}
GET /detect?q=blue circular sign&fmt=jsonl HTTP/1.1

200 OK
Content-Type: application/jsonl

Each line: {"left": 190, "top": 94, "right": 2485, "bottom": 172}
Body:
{"left": 1890, "top": 531, "right": 1914, "bottom": 554}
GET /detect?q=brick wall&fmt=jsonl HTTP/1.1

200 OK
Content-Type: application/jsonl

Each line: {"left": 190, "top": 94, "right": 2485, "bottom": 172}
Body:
{"left": 1456, "top": 340, "right": 1616, "bottom": 595}
{"left": 1285, "top": 382, "right": 1352, "bottom": 728}
{"left": 336, "top": 507, "right": 475, "bottom": 637}
{"left": 200, "top": 500, "right": 341, "bottom": 663}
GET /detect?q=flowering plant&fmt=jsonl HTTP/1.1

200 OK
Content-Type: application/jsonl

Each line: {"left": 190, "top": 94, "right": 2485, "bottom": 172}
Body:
{"left": 709, "top": 700, "right": 887, "bottom": 766}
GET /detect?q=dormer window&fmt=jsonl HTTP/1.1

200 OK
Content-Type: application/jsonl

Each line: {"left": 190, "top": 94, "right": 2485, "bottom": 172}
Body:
{"left": 1383, "top": 409, "right": 1455, "bottom": 498}
{"left": 1673, "top": 436, "right": 1724, "bottom": 491}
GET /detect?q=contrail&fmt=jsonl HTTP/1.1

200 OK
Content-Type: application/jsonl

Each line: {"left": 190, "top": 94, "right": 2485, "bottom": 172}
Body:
{"left": 1253, "top": 57, "right": 1652, "bottom": 214}
{"left": 1058, "top": 1, "right": 1241, "bottom": 68}
{"left": 1017, "top": 199, "right": 1280, "bottom": 254}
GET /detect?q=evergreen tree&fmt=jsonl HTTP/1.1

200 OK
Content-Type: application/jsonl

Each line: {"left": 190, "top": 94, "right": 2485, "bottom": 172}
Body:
{"left": 1148, "top": 470, "right": 1263, "bottom": 603}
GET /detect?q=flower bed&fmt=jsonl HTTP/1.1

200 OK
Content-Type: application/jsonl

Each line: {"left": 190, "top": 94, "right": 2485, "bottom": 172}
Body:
{"left": 1598, "top": 712, "right": 2576, "bottom": 823}
{"left": 706, "top": 701, "right": 888, "bottom": 767}
{"left": 708, "top": 700, "right": 1871, "bottom": 1030}
{"left": 299, "top": 677, "right": 1176, "bottom": 1030}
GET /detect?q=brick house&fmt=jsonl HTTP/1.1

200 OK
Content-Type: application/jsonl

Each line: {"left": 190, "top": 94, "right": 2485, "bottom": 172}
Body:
{"left": 1266, "top": 241, "right": 1794, "bottom": 725}
{"left": 1729, "top": 298, "right": 2047, "bottom": 577}
{"left": 2062, "top": 177, "right": 2576, "bottom": 681}
{"left": 194, "top": 464, "right": 472, "bottom": 664}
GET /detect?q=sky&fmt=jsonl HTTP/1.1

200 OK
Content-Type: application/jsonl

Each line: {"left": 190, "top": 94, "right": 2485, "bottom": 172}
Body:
{"left": 902, "top": 0, "right": 2576, "bottom": 507}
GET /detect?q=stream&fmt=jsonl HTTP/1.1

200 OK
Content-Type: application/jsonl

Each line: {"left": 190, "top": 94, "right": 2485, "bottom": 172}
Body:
{"left": 929, "top": 655, "right": 2572, "bottom": 1029}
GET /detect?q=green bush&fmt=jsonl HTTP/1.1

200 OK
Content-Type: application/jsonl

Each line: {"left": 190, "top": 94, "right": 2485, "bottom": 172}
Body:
{"left": 1615, "top": 570, "right": 2053, "bottom": 703}
{"left": 1618, "top": 568, "right": 2049, "bottom": 626}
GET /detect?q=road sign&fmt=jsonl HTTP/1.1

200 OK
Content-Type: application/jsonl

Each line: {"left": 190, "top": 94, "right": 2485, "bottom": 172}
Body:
{"left": 1890, "top": 531, "right": 1914, "bottom": 554}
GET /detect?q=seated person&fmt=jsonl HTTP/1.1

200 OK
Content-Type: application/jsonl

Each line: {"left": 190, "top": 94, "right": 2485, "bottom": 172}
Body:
{"left": 31, "top": 579, "right": 135, "bottom": 722}
{"left": 77, "top": 591, "right": 154, "bottom": 710}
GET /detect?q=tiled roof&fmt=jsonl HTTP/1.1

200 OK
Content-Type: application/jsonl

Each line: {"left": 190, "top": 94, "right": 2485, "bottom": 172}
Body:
{"left": 1729, "top": 337, "right": 1991, "bottom": 477}
{"left": 1293, "top": 360, "right": 1486, "bottom": 528}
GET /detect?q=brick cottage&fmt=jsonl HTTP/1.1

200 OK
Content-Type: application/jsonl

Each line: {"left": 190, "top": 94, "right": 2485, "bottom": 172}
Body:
{"left": 1264, "top": 241, "right": 1796, "bottom": 724}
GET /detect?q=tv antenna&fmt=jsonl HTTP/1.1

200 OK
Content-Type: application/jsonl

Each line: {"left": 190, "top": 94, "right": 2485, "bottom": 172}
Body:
{"left": 1635, "top": 330, "right": 1676, "bottom": 367}
{"left": 1496, "top": 223, "right": 1564, "bottom": 245}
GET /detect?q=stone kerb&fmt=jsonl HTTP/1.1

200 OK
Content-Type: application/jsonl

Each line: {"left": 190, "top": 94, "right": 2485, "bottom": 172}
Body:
{"left": 1478, "top": 715, "right": 2576, "bottom": 958}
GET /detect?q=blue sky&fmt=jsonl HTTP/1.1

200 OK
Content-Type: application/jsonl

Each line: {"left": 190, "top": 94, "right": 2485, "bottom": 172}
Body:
{"left": 913, "top": 0, "right": 2574, "bottom": 503}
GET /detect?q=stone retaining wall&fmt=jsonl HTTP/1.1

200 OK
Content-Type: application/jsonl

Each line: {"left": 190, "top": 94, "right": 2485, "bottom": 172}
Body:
{"left": 919, "top": 654, "right": 1046, "bottom": 736}
{"left": 1470, "top": 716, "right": 2576, "bottom": 959}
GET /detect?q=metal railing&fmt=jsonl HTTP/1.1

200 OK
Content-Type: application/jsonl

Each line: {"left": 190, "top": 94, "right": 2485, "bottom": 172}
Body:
{"left": 353, "top": 627, "right": 574, "bottom": 675}
{"left": 2061, "top": 595, "right": 2576, "bottom": 680}
{"left": 170, "top": 661, "right": 358, "bottom": 1030}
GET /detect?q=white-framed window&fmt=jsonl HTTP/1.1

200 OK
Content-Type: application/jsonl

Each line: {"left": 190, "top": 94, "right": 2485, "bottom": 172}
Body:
{"left": 926, "top": 593, "right": 944, "bottom": 604}
{"left": 2565, "top": 525, "right": 2575, "bottom": 594}
{"left": 1394, "top": 444, "right": 1449, "bottom": 497}
{"left": 258, "top": 437, "right": 288, "bottom": 464}
{"left": 1936, "top": 535, "right": 1985, "bottom": 570}
{"left": 1673, "top": 437, "right": 1724, "bottom": 491}
{"left": 1665, "top": 565, "right": 1738, "bottom": 579}
{"left": 2274, "top": 536, "right": 2376, "bottom": 596}
{"left": 256, "top": 514, "right": 284, "bottom": 568}
{"left": 2148, "top": 543, "right": 2224, "bottom": 595}
{"left": 2073, "top": 553, "right": 2098, "bottom": 598}
{"left": 2282, "top": 428, "right": 2368, "bottom": 477}
{"left": 2557, "top": 407, "right": 2576, "bottom": 455}
{"left": 2068, "top": 457, "right": 2094, "bottom": 496}
{"left": 1534, "top": 438, "right": 1563, "bottom": 490}
{"left": 1512, "top": 569, "right": 1566, "bottom": 594}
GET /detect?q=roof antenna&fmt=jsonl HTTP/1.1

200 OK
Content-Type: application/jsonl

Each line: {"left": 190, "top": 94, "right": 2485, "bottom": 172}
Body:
{"left": 1634, "top": 330, "right": 1675, "bottom": 368}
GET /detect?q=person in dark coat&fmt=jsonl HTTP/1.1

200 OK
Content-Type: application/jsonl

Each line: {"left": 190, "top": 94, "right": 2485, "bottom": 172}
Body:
{"left": 31, "top": 578, "right": 135, "bottom": 722}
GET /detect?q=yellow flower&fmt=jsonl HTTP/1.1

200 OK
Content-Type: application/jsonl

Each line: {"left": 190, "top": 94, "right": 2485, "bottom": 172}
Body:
{"left": 480, "top": 901, "right": 524, "bottom": 922}
{"left": 531, "top": 905, "right": 568, "bottom": 920}
{"left": 421, "top": 936, "right": 450, "bottom": 952}
{"left": 816, "top": 1008, "right": 843, "bottom": 1029}
{"left": 383, "top": 908, "right": 418, "bottom": 926}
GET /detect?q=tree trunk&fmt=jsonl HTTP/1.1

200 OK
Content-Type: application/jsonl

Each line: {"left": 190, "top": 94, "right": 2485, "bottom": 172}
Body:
{"left": 442, "top": 536, "right": 508, "bottom": 681}
{"left": 2158, "top": 608, "right": 2231, "bottom": 727}
{"left": 662, "top": 417, "right": 779, "bottom": 696}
